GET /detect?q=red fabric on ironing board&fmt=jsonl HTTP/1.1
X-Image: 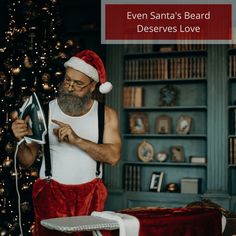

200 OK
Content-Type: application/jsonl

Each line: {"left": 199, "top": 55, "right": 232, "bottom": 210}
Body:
{"left": 32, "top": 178, "right": 107, "bottom": 236}
{"left": 122, "top": 207, "right": 222, "bottom": 236}
{"left": 103, "top": 207, "right": 222, "bottom": 236}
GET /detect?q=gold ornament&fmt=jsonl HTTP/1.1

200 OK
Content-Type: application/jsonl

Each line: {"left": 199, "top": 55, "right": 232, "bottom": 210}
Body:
{"left": 24, "top": 55, "right": 33, "bottom": 68}
{"left": 10, "top": 170, "right": 22, "bottom": 179}
{"left": 0, "top": 47, "right": 6, "bottom": 52}
{"left": 65, "top": 39, "right": 74, "bottom": 48}
{"left": 20, "top": 26, "right": 27, "bottom": 33}
{"left": 55, "top": 41, "right": 61, "bottom": 50}
{"left": 57, "top": 52, "right": 66, "bottom": 59}
{"left": 0, "top": 207, "right": 7, "bottom": 215}
{"left": 11, "top": 67, "right": 21, "bottom": 75}
{"left": 5, "top": 89, "right": 14, "bottom": 98}
{"left": 41, "top": 73, "right": 50, "bottom": 82}
{"left": 0, "top": 182, "right": 7, "bottom": 196}
{"left": 55, "top": 71, "right": 62, "bottom": 78}
{"left": 2, "top": 156, "right": 13, "bottom": 168}
{"left": 4, "top": 142, "right": 15, "bottom": 154}
{"left": 5, "top": 77, "right": 14, "bottom": 98}
{"left": 0, "top": 71, "right": 6, "bottom": 85}
{"left": 0, "top": 227, "right": 8, "bottom": 235}
{"left": 0, "top": 128, "right": 4, "bottom": 142}
{"left": 3, "top": 58, "right": 13, "bottom": 69}
{"left": 30, "top": 168, "right": 38, "bottom": 178}
{"left": 28, "top": 223, "right": 35, "bottom": 234}
{"left": 20, "top": 202, "right": 31, "bottom": 212}
{"left": 21, "top": 184, "right": 30, "bottom": 191}
{"left": 42, "top": 82, "right": 51, "bottom": 91}
{"left": 25, "top": 0, "right": 33, "bottom": 6}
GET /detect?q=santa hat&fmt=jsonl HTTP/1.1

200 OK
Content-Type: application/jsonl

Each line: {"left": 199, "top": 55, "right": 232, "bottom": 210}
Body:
{"left": 64, "top": 50, "right": 112, "bottom": 94}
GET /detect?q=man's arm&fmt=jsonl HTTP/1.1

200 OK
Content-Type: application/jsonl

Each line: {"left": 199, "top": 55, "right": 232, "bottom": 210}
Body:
{"left": 52, "top": 106, "right": 121, "bottom": 165}
{"left": 11, "top": 116, "right": 40, "bottom": 168}
{"left": 75, "top": 106, "right": 121, "bottom": 165}
{"left": 17, "top": 142, "right": 40, "bottom": 168}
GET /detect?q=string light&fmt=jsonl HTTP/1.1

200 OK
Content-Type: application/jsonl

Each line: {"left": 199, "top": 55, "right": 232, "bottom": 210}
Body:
{"left": 0, "top": 0, "right": 80, "bottom": 234}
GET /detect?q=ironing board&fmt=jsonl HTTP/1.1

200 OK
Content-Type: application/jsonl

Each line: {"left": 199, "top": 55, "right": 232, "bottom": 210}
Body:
{"left": 41, "top": 216, "right": 119, "bottom": 233}
{"left": 41, "top": 208, "right": 224, "bottom": 236}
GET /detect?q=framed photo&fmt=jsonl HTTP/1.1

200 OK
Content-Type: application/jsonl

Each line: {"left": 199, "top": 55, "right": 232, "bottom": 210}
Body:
{"left": 176, "top": 115, "right": 192, "bottom": 134}
{"left": 137, "top": 140, "right": 154, "bottom": 162}
{"left": 150, "top": 172, "right": 164, "bottom": 192}
{"left": 171, "top": 145, "right": 185, "bottom": 162}
{"left": 129, "top": 113, "right": 148, "bottom": 134}
{"left": 159, "top": 85, "right": 178, "bottom": 106}
{"left": 156, "top": 115, "right": 172, "bottom": 134}
{"left": 156, "top": 152, "right": 168, "bottom": 162}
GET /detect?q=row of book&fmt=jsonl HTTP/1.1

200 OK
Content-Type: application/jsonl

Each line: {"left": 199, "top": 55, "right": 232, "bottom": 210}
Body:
{"left": 124, "top": 165, "right": 141, "bottom": 192}
{"left": 229, "top": 55, "right": 236, "bottom": 78}
{"left": 229, "top": 109, "right": 236, "bottom": 134}
{"left": 124, "top": 44, "right": 235, "bottom": 54}
{"left": 124, "top": 44, "right": 153, "bottom": 53}
{"left": 176, "top": 44, "right": 207, "bottom": 52}
{"left": 123, "top": 87, "right": 144, "bottom": 108}
{"left": 229, "top": 137, "right": 236, "bottom": 164}
{"left": 229, "top": 44, "right": 236, "bottom": 49}
{"left": 124, "top": 44, "right": 207, "bottom": 53}
{"left": 124, "top": 57, "right": 207, "bottom": 81}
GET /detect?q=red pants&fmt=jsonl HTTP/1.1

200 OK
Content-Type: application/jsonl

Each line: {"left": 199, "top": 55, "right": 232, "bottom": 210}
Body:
{"left": 32, "top": 178, "right": 107, "bottom": 236}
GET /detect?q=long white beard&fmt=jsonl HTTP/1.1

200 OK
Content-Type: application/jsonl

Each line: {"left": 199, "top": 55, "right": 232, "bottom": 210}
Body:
{"left": 57, "top": 85, "right": 92, "bottom": 116}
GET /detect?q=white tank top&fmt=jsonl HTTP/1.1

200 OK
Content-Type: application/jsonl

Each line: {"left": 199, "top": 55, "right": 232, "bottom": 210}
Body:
{"left": 40, "top": 99, "right": 102, "bottom": 184}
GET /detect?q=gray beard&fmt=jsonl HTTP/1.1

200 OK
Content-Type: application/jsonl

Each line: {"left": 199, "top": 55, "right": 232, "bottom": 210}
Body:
{"left": 57, "top": 85, "right": 92, "bottom": 116}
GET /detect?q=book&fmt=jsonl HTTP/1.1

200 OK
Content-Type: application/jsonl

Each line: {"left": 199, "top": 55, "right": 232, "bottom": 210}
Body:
{"left": 190, "top": 156, "right": 207, "bottom": 164}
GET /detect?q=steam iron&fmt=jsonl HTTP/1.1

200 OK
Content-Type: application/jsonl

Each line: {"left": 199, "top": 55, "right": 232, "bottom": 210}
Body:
{"left": 19, "top": 92, "right": 47, "bottom": 144}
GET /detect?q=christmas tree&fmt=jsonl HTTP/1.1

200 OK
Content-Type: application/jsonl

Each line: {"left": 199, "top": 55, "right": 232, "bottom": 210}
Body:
{"left": 0, "top": 0, "right": 79, "bottom": 234}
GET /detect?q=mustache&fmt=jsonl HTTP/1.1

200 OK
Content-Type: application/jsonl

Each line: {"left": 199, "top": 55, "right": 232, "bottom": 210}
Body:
{"left": 59, "top": 88, "right": 77, "bottom": 96}
{"left": 57, "top": 84, "right": 93, "bottom": 116}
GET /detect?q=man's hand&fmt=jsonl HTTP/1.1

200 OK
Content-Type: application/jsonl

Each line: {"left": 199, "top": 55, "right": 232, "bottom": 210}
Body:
{"left": 11, "top": 112, "right": 33, "bottom": 141}
{"left": 52, "top": 119, "right": 80, "bottom": 144}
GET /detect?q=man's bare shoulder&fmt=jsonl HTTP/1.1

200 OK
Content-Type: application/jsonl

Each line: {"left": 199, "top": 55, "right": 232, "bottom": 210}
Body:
{"left": 104, "top": 105, "right": 119, "bottom": 123}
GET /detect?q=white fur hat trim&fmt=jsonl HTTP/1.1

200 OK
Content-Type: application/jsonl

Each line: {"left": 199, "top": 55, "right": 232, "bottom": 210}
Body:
{"left": 64, "top": 57, "right": 99, "bottom": 82}
{"left": 99, "top": 81, "right": 113, "bottom": 94}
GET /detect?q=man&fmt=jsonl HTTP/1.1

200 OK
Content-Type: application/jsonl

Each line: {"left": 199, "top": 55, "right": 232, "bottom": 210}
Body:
{"left": 11, "top": 50, "right": 121, "bottom": 235}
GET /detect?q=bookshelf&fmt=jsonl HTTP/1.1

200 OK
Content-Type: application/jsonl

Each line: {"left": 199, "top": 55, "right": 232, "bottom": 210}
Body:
{"left": 122, "top": 45, "right": 207, "bottom": 198}
{"left": 104, "top": 44, "right": 235, "bottom": 212}
{"left": 228, "top": 45, "right": 236, "bottom": 195}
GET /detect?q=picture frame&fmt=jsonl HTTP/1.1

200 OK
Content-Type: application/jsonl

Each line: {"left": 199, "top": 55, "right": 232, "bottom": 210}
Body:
{"left": 176, "top": 115, "right": 192, "bottom": 134}
{"left": 129, "top": 113, "right": 148, "bottom": 134}
{"left": 159, "top": 85, "right": 178, "bottom": 106}
{"left": 156, "top": 115, "right": 172, "bottom": 134}
{"left": 137, "top": 140, "right": 154, "bottom": 162}
{"left": 150, "top": 172, "right": 164, "bottom": 192}
{"left": 171, "top": 145, "right": 185, "bottom": 162}
{"left": 156, "top": 151, "right": 168, "bottom": 162}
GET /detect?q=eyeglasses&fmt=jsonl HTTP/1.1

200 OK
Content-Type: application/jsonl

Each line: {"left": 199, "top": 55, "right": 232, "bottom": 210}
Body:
{"left": 64, "top": 77, "right": 93, "bottom": 90}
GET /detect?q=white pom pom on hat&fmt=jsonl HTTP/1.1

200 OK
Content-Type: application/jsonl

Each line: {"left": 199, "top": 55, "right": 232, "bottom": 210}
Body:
{"left": 64, "top": 50, "right": 112, "bottom": 94}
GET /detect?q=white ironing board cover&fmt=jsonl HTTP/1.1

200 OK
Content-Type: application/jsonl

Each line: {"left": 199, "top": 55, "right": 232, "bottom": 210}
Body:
{"left": 41, "top": 216, "right": 119, "bottom": 233}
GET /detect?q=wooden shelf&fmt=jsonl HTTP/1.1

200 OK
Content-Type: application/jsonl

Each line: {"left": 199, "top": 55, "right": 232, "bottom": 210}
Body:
{"left": 124, "top": 106, "right": 207, "bottom": 111}
{"left": 124, "top": 161, "right": 207, "bottom": 167}
{"left": 124, "top": 50, "right": 207, "bottom": 59}
{"left": 124, "top": 78, "right": 207, "bottom": 84}
{"left": 123, "top": 134, "right": 207, "bottom": 139}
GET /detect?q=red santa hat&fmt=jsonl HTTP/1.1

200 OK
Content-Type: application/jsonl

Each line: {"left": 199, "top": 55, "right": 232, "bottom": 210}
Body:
{"left": 64, "top": 50, "right": 112, "bottom": 94}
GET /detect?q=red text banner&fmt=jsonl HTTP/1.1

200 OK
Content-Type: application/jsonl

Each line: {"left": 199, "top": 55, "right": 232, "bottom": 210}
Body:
{"left": 105, "top": 4, "right": 232, "bottom": 41}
